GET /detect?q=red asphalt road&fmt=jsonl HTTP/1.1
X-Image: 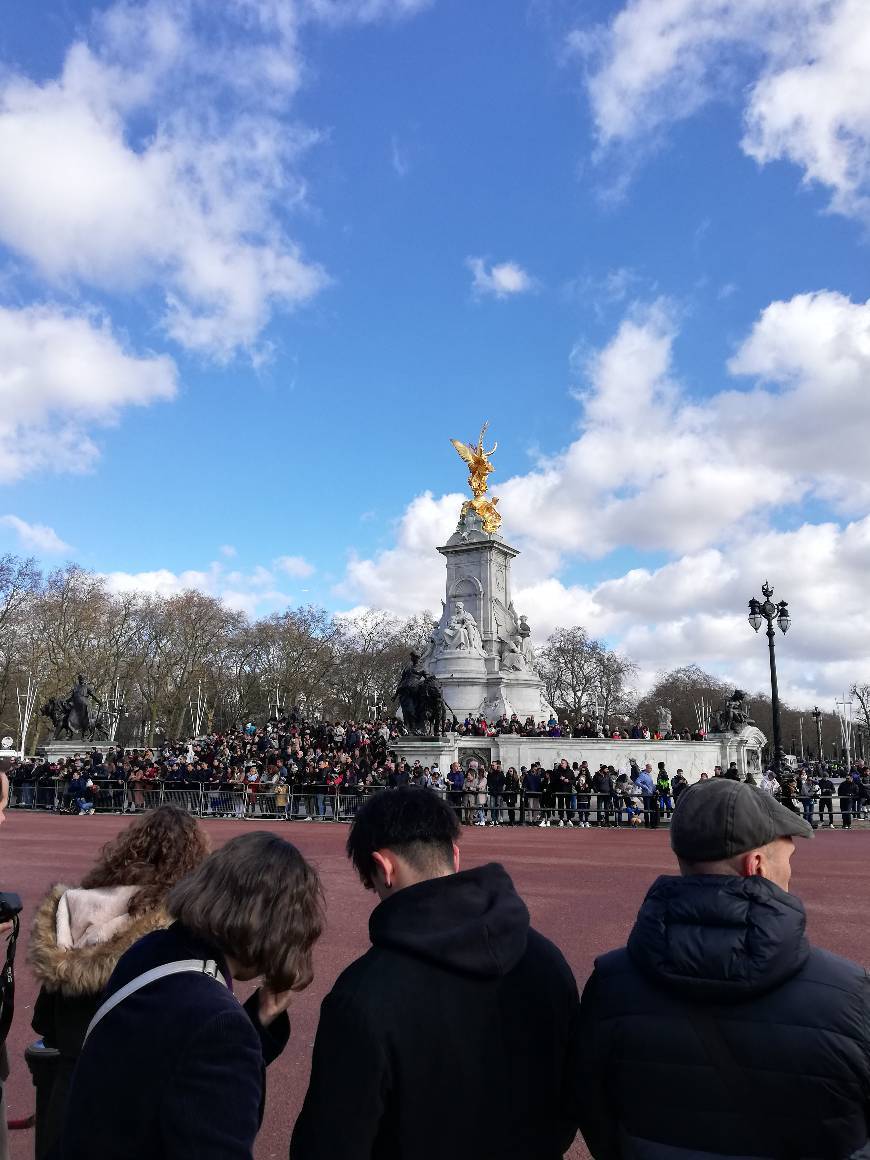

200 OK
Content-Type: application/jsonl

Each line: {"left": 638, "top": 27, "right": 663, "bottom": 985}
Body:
{"left": 3, "top": 813, "right": 870, "bottom": 1159}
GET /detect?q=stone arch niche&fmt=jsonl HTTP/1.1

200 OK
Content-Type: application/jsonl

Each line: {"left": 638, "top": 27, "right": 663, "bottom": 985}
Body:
{"left": 447, "top": 574, "right": 483, "bottom": 633}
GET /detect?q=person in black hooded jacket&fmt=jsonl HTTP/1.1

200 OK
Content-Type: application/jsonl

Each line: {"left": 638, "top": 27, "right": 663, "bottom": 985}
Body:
{"left": 290, "top": 786, "right": 578, "bottom": 1160}
{"left": 572, "top": 778, "right": 870, "bottom": 1159}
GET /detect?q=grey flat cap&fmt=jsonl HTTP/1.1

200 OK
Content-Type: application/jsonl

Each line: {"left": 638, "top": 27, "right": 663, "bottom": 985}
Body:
{"left": 671, "top": 778, "right": 813, "bottom": 862}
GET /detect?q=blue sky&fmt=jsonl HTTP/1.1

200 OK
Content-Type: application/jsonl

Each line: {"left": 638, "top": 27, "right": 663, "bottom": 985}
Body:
{"left": 2, "top": 0, "right": 870, "bottom": 705}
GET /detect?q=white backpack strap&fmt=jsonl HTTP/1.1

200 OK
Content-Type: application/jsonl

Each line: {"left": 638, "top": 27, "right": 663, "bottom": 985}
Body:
{"left": 84, "top": 958, "right": 226, "bottom": 1044}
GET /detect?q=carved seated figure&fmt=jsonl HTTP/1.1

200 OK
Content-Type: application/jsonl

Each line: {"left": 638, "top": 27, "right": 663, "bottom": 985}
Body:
{"left": 500, "top": 616, "right": 532, "bottom": 672}
{"left": 501, "top": 635, "right": 525, "bottom": 671}
{"left": 441, "top": 601, "right": 483, "bottom": 652}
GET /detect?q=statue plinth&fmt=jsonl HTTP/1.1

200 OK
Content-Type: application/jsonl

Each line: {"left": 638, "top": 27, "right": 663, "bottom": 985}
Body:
{"left": 430, "top": 649, "right": 487, "bottom": 679}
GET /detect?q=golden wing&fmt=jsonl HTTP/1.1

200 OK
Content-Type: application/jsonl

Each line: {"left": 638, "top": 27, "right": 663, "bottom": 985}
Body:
{"left": 450, "top": 438, "right": 475, "bottom": 466}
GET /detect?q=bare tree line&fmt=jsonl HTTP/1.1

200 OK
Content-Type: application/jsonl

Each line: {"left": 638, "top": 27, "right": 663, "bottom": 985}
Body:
{"left": 0, "top": 553, "right": 845, "bottom": 757}
{"left": 0, "top": 556, "right": 433, "bottom": 749}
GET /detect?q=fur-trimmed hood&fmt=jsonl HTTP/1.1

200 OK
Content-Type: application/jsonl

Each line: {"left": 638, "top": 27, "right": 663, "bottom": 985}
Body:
{"left": 28, "top": 884, "right": 170, "bottom": 997}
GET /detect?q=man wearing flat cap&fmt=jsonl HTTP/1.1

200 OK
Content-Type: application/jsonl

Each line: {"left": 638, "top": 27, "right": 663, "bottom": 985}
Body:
{"left": 572, "top": 778, "right": 870, "bottom": 1159}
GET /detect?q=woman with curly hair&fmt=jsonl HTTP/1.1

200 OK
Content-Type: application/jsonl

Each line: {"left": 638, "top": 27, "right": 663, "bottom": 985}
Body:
{"left": 60, "top": 831, "right": 324, "bottom": 1160}
{"left": 28, "top": 805, "right": 210, "bottom": 1154}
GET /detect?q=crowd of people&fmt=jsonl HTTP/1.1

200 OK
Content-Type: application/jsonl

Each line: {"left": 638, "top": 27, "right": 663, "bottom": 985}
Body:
{"left": 2, "top": 779, "right": 869, "bottom": 1160}
{"left": 3, "top": 713, "right": 867, "bottom": 832}
{"left": 453, "top": 712, "right": 703, "bottom": 740}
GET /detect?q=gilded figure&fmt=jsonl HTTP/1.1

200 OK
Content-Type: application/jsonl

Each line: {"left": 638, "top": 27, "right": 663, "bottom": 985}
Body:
{"left": 450, "top": 421, "right": 502, "bottom": 534}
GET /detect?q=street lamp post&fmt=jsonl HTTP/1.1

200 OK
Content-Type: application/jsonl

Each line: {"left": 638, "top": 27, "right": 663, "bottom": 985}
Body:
{"left": 748, "top": 580, "right": 791, "bottom": 778}
{"left": 835, "top": 695, "right": 854, "bottom": 775}
{"left": 811, "top": 705, "right": 823, "bottom": 763}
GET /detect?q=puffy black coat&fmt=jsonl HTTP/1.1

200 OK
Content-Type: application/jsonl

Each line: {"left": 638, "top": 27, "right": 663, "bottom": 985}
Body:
{"left": 291, "top": 863, "right": 578, "bottom": 1160}
{"left": 574, "top": 874, "right": 870, "bottom": 1159}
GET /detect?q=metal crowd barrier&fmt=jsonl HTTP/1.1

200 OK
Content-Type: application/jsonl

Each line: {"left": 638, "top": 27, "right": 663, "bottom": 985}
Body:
{"left": 7, "top": 779, "right": 869, "bottom": 827}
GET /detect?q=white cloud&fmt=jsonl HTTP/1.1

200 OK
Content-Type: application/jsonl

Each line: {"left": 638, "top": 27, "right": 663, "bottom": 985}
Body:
{"left": 577, "top": 0, "right": 870, "bottom": 218}
{"left": 219, "top": 544, "right": 237, "bottom": 558}
{"left": 104, "top": 560, "right": 282, "bottom": 618}
{"left": 302, "top": 0, "right": 433, "bottom": 22}
{"left": 0, "top": 515, "right": 71, "bottom": 555}
{"left": 390, "top": 134, "right": 409, "bottom": 178}
{"left": 102, "top": 549, "right": 319, "bottom": 617}
{"left": 467, "top": 257, "right": 535, "bottom": 299}
{"left": 339, "top": 292, "right": 870, "bottom": 706}
{"left": 0, "top": 303, "right": 176, "bottom": 481}
{"left": 337, "top": 491, "right": 462, "bottom": 615}
{"left": 0, "top": 0, "right": 433, "bottom": 364}
{"left": 0, "top": 1, "right": 328, "bottom": 361}
{"left": 275, "top": 554, "right": 316, "bottom": 577}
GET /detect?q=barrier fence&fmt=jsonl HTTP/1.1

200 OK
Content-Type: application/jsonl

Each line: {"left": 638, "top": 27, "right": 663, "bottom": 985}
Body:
{"left": 7, "top": 780, "right": 869, "bottom": 827}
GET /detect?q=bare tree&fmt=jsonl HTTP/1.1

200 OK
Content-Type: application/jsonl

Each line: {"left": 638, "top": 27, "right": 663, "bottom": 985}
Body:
{"left": 536, "top": 627, "right": 634, "bottom": 724}
{"left": 637, "top": 665, "right": 730, "bottom": 734}
{"left": 851, "top": 684, "right": 870, "bottom": 732}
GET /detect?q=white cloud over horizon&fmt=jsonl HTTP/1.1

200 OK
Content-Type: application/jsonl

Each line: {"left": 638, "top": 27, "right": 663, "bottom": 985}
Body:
{"left": 101, "top": 549, "right": 316, "bottom": 618}
{"left": 576, "top": 0, "right": 870, "bottom": 219}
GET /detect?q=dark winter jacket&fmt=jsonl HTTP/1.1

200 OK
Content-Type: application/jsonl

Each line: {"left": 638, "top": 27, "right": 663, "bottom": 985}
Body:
{"left": 487, "top": 767, "right": 506, "bottom": 795}
{"left": 29, "top": 884, "right": 171, "bottom": 1155}
{"left": 573, "top": 874, "right": 870, "bottom": 1159}
{"left": 290, "top": 863, "right": 578, "bottom": 1160}
{"left": 60, "top": 922, "right": 289, "bottom": 1160}
{"left": 840, "top": 780, "right": 857, "bottom": 804}
{"left": 593, "top": 771, "right": 614, "bottom": 795}
{"left": 522, "top": 770, "right": 542, "bottom": 794}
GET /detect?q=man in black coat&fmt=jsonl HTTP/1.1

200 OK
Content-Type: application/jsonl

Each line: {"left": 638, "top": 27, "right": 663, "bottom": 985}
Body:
{"left": 817, "top": 771, "right": 835, "bottom": 826}
{"left": 592, "top": 766, "right": 615, "bottom": 828}
{"left": 486, "top": 760, "right": 505, "bottom": 825}
{"left": 572, "top": 778, "right": 870, "bottom": 1159}
{"left": 290, "top": 787, "right": 578, "bottom": 1160}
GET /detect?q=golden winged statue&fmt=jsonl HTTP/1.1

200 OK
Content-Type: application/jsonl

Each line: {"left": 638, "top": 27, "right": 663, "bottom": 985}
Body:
{"left": 450, "top": 422, "right": 501, "bottom": 534}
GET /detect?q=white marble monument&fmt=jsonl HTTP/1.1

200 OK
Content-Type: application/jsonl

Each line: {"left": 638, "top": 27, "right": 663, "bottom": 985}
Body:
{"left": 418, "top": 427, "right": 553, "bottom": 723}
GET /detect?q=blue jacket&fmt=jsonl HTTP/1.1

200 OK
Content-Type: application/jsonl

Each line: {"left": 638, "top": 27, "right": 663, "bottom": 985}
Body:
{"left": 635, "top": 771, "right": 654, "bottom": 795}
{"left": 573, "top": 875, "right": 870, "bottom": 1158}
{"left": 59, "top": 922, "right": 289, "bottom": 1160}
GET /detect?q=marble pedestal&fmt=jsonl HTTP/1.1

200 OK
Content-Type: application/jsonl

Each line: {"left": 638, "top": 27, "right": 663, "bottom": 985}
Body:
{"left": 396, "top": 729, "right": 765, "bottom": 783}
{"left": 37, "top": 739, "right": 115, "bottom": 761}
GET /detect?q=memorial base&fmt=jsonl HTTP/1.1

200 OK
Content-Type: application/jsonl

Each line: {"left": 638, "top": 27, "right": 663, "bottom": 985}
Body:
{"left": 396, "top": 727, "right": 766, "bottom": 784}
{"left": 37, "top": 739, "right": 116, "bottom": 761}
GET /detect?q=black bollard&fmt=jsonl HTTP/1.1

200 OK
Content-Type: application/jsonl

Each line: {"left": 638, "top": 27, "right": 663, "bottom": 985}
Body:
{"left": 24, "top": 1040, "right": 60, "bottom": 1160}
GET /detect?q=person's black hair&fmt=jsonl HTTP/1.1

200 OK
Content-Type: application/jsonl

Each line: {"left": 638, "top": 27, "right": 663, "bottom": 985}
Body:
{"left": 347, "top": 786, "right": 461, "bottom": 890}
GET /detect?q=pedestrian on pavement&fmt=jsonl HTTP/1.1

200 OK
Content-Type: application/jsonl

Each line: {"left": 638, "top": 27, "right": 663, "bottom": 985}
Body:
{"left": 671, "top": 769, "right": 688, "bottom": 801}
{"left": 636, "top": 763, "right": 658, "bottom": 829}
{"left": 839, "top": 776, "right": 856, "bottom": 829}
{"left": 290, "top": 787, "right": 578, "bottom": 1160}
{"left": 571, "top": 778, "right": 870, "bottom": 1158}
